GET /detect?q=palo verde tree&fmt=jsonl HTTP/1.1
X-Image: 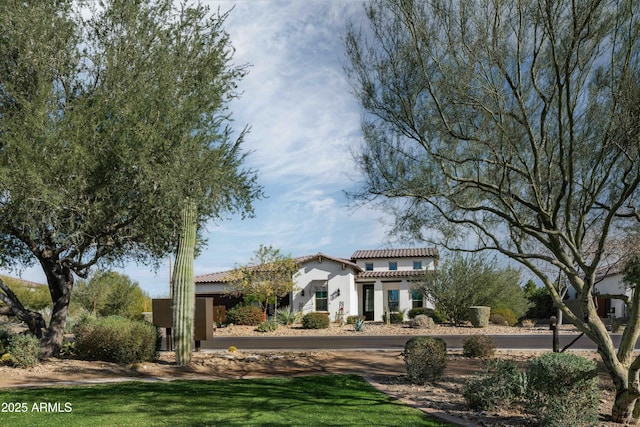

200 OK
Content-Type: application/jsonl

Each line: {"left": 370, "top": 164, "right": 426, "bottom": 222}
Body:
{"left": 227, "top": 245, "right": 299, "bottom": 318}
{"left": 0, "top": 0, "right": 261, "bottom": 357}
{"left": 415, "top": 253, "right": 528, "bottom": 325}
{"left": 345, "top": 0, "right": 640, "bottom": 422}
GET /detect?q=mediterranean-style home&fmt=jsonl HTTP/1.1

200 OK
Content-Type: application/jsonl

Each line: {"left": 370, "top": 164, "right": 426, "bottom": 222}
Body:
{"left": 195, "top": 247, "right": 438, "bottom": 322}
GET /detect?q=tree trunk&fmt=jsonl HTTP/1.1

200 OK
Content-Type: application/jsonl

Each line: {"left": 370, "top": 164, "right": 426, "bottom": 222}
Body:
{"left": 612, "top": 389, "right": 640, "bottom": 424}
{"left": 39, "top": 260, "right": 74, "bottom": 358}
{"left": 172, "top": 201, "right": 197, "bottom": 366}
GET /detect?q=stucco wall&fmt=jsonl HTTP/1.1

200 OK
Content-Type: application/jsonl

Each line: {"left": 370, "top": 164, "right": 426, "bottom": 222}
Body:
{"left": 291, "top": 258, "right": 357, "bottom": 321}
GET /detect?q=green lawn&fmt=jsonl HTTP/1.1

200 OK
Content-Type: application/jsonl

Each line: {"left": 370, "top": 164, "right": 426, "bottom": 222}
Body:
{"left": 0, "top": 375, "right": 454, "bottom": 426}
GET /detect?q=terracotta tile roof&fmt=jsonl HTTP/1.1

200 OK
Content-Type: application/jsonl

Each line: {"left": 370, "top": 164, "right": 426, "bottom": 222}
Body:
{"left": 295, "top": 253, "right": 362, "bottom": 272}
{"left": 351, "top": 247, "right": 438, "bottom": 259}
{"left": 595, "top": 263, "right": 625, "bottom": 281}
{"left": 194, "top": 270, "right": 233, "bottom": 283}
{"left": 195, "top": 253, "right": 363, "bottom": 284}
{"left": 356, "top": 270, "right": 431, "bottom": 280}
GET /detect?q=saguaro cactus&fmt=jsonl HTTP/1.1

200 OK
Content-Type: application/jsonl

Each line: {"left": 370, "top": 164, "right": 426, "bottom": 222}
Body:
{"left": 172, "top": 201, "right": 197, "bottom": 366}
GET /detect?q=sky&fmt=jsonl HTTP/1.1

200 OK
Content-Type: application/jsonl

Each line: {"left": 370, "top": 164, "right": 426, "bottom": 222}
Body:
{"left": 3, "top": 0, "right": 418, "bottom": 297}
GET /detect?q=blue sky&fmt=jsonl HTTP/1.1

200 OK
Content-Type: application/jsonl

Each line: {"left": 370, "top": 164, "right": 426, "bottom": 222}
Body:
{"left": 3, "top": 0, "right": 416, "bottom": 297}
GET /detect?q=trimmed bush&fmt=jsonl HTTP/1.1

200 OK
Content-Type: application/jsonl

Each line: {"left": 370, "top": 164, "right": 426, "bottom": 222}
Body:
{"left": 469, "top": 306, "right": 490, "bottom": 328}
{"left": 404, "top": 336, "right": 447, "bottom": 384}
{"left": 462, "top": 335, "right": 496, "bottom": 358}
{"left": 275, "top": 307, "right": 301, "bottom": 325}
{"left": 463, "top": 359, "right": 527, "bottom": 411}
{"left": 408, "top": 307, "right": 447, "bottom": 324}
{"left": 410, "top": 314, "right": 435, "bottom": 329}
{"left": 346, "top": 315, "right": 365, "bottom": 324}
{"left": 527, "top": 352, "right": 599, "bottom": 427}
{"left": 489, "top": 314, "right": 508, "bottom": 326}
{"left": 255, "top": 320, "right": 278, "bottom": 332}
{"left": 74, "top": 316, "right": 158, "bottom": 364}
{"left": 302, "top": 312, "right": 330, "bottom": 329}
{"left": 491, "top": 307, "right": 518, "bottom": 326}
{"left": 225, "top": 305, "right": 264, "bottom": 326}
{"left": 8, "top": 333, "right": 41, "bottom": 368}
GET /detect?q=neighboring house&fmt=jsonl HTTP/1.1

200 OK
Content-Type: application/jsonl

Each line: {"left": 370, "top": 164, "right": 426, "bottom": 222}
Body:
{"left": 593, "top": 264, "right": 630, "bottom": 318}
{"left": 194, "top": 247, "right": 438, "bottom": 322}
{"left": 565, "top": 264, "right": 630, "bottom": 318}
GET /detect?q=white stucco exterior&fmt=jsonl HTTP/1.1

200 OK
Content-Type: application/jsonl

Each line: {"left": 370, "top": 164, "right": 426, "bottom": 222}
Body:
{"left": 195, "top": 247, "right": 439, "bottom": 322}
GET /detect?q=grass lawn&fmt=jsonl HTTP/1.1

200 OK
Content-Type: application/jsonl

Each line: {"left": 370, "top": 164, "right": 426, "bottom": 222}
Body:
{"left": 0, "top": 374, "right": 454, "bottom": 426}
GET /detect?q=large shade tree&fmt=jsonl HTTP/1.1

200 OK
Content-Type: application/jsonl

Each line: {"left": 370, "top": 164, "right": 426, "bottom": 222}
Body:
{"left": 0, "top": 0, "right": 261, "bottom": 357}
{"left": 345, "top": 0, "right": 640, "bottom": 422}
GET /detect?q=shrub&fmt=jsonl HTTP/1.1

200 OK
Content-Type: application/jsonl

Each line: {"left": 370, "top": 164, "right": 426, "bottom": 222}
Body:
{"left": 1, "top": 353, "right": 11, "bottom": 364}
{"left": 491, "top": 307, "right": 518, "bottom": 326}
{"left": 0, "top": 326, "right": 13, "bottom": 355}
{"left": 489, "top": 314, "right": 508, "bottom": 326}
{"left": 527, "top": 352, "right": 599, "bottom": 427}
{"left": 469, "top": 306, "right": 490, "bottom": 328}
{"left": 255, "top": 320, "right": 278, "bottom": 332}
{"left": 410, "top": 314, "right": 435, "bottom": 329}
{"left": 404, "top": 336, "right": 447, "bottom": 384}
{"left": 463, "top": 359, "right": 527, "bottom": 411}
{"left": 354, "top": 317, "right": 365, "bottom": 331}
{"left": 391, "top": 309, "right": 406, "bottom": 324}
{"left": 346, "top": 315, "right": 365, "bottom": 324}
{"left": 275, "top": 307, "right": 301, "bottom": 325}
{"left": 520, "top": 319, "right": 536, "bottom": 328}
{"left": 8, "top": 333, "right": 41, "bottom": 368}
{"left": 74, "top": 316, "right": 158, "bottom": 364}
{"left": 408, "top": 307, "right": 447, "bottom": 323}
{"left": 225, "top": 305, "right": 264, "bottom": 326}
{"left": 302, "top": 312, "right": 330, "bottom": 329}
{"left": 463, "top": 335, "right": 496, "bottom": 358}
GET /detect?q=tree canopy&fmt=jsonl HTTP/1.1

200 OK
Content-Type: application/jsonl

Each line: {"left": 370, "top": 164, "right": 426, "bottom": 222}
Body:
{"left": 345, "top": 0, "right": 640, "bottom": 421}
{"left": 414, "top": 253, "right": 529, "bottom": 325}
{"left": 0, "top": 0, "right": 261, "bottom": 355}
{"left": 227, "top": 245, "right": 299, "bottom": 315}
{"left": 73, "top": 270, "right": 151, "bottom": 320}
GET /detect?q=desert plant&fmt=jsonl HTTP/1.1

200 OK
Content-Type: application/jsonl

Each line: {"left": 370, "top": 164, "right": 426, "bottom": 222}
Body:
{"left": 489, "top": 314, "right": 509, "bottom": 326}
{"left": 403, "top": 336, "right": 447, "bottom": 384}
{"left": 302, "top": 312, "right": 330, "bottom": 329}
{"left": 491, "top": 307, "right": 518, "bottom": 326}
{"left": 469, "top": 306, "right": 490, "bottom": 328}
{"left": 225, "top": 305, "right": 264, "bottom": 326}
{"left": 390, "top": 309, "right": 406, "bottom": 324}
{"left": 463, "top": 359, "right": 527, "bottom": 411}
{"left": 73, "top": 316, "right": 158, "bottom": 364}
{"left": 407, "top": 307, "right": 447, "bottom": 323}
{"left": 8, "top": 333, "right": 41, "bottom": 368}
{"left": 346, "top": 315, "right": 365, "bottom": 324}
{"left": 275, "top": 307, "right": 301, "bottom": 325}
{"left": 354, "top": 318, "right": 365, "bottom": 331}
{"left": 527, "top": 352, "right": 599, "bottom": 427}
{"left": 0, "top": 326, "right": 13, "bottom": 355}
{"left": 410, "top": 314, "right": 435, "bottom": 329}
{"left": 172, "top": 201, "right": 197, "bottom": 366}
{"left": 520, "top": 319, "right": 536, "bottom": 329}
{"left": 463, "top": 335, "right": 496, "bottom": 358}
{"left": 255, "top": 320, "right": 278, "bottom": 332}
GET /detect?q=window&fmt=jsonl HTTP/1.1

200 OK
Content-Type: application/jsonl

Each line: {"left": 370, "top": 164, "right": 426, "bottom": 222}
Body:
{"left": 387, "top": 290, "right": 399, "bottom": 312}
{"left": 315, "top": 291, "right": 328, "bottom": 311}
{"left": 411, "top": 290, "right": 424, "bottom": 308}
{"left": 413, "top": 261, "right": 422, "bottom": 270}
{"left": 389, "top": 261, "right": 397, "bottom": 271}
{"left": 365, "top": 263, "right": 373, "bottom": 271}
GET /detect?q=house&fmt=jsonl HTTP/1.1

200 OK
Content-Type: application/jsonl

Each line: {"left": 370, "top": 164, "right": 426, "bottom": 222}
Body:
{"left": 194, "top": 247, "right": 438, "bottom": 322}
{"left": 593, "top": 264, "right": 630, "bottom": 318}
{"left": 565, "top": 263, "right": 630, "bottom": 319}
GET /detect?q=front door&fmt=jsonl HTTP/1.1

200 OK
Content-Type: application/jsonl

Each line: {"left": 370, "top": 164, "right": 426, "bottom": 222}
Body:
{"left": 363, "top": 284, "right": 374, "bottom": 321}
